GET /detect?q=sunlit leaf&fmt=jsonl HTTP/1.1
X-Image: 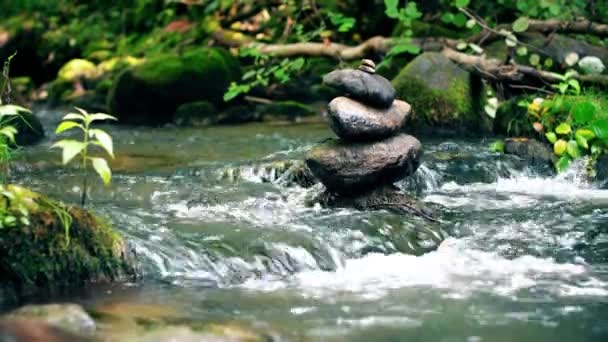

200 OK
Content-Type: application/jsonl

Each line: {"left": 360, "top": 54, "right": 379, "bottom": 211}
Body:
{"left": 87, "top": 113, "right": 118, "bottom": 123}
{"left": 566, "top": 140, "right": 580, "bottom": 158}
{"left": 512, "top": 17, "right": 529, "bottom": 32}
{"left": 55, "top": 121, "right": 83, "bottom": 134}
{"left": 545, "top": 132, "right": 557, "bottom": 144}
{"left": 575, "top": 128, "right": 595, "bottom": 140}
{"left": 591, "top": 119, "right": 608, "bottom": 140}
{"left": 0, "top": 126, "right": 17, "bottom": 143}
{"left": 62, "top": 113, "right": 85, "bottom": 121}
{"left": 0, "top": 104, "right": 30, "bottom": 116}
{"left": 90, "top": 129, "right": 114, "bottom": 158}
{"left": 51, "top": 140, "right": 86, "bottom": 165}
{"left": 575, "top": 134, "right": 588, "bottom": 150}
{"left": 555, "top": 123, "right": 571, "bottom": 135}
{"left": 90, "top": 157, "right": 112, "bottom": 185}
{"left": 555, "top": 155, "right": 571, "bottom": 173}
{"left": 489, "top": 140, "right": 505, "bottom": 153}
{"left": 553, "top": 139, "right": 567, "bottom": 155}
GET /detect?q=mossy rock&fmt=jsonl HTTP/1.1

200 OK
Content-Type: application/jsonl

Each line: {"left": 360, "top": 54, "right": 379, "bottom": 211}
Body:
{"left": 259, "top": 101, "right": 316, "bottom": 122}
{"left": 57, "top": 59, "right": 99, "bottom": 82}
{"left": 0, "top": 185, "right": 135, "bottom": 303}
{"left": 108, "top": 47, "right": 241, "bottom": 125}
{"left": 173, "top": 101, "right": 218, "bottom": 127}
{"left": 97, "top": 56, "right": 144, "bottom": 74}
{"left": 0, "top": 106, "right": 45, "bottom": 146}
{"left": 392, "top": 52, "right": 485, "bottom": 133}
{"left": 216, "top": 105, "right": 260, "bottom": 125}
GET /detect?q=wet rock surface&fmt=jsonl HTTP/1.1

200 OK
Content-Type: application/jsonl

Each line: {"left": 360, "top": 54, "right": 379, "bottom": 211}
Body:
{"left": 328, "top": 96, "right": 410, "bottom": 141}
{"left": 306, "top": 133, "right": 422, "bottom": 194}
{"left": 323, "top": 69, "right": 395, "bottom": 109}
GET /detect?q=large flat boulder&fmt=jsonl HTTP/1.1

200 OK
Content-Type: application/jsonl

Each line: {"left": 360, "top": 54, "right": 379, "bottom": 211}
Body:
{"left": 305, "top": 134, "right": 422, "bottom": 194}
{"left": 328, "top": 96, "right": 410, "bottom": 141}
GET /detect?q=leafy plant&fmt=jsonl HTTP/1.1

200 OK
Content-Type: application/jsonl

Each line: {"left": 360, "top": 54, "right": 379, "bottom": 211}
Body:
{"left": 383, "top": 0, "right": 423, "bottom": 60}
{"left": 51, "top": 107, "right": 117, "bottom": 206}
{"left": 525, "top": 94, "right": 608, "bottom": 173}
{"left": 224, "top": 49, "right": 306, "bottom": 101}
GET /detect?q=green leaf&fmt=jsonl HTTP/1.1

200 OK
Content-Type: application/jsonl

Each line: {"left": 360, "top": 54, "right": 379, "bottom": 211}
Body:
{"left": 591, "top": 119, "right": 608, "bottom": 139}
{"left": 441, "top": 12, "right": 454, "bottom": 24}
{"left": 62, "top": 113, "right": 85, "bottom": 121}
{"left": 452, "top": 13, "right": 467, "bottom": 27}
{"left": 529, "top": 54, "right": 540, "bottom": 66}
{"left": 55, "top": 121, "right": 83, "bottom": 134}
{"left": 572, "top": 102, "right": 596, "bottom": 124}
{"left": 455, "top": 0, "right": 470, "bottom": 7}
{"left": 466, "top": 19, "right": 476, "bottom": 29}
{"left": 575, "top": 134, "right": 588, "bottom": 150}
{"left": 575, "top": 128, "right": 595, "bottom": 140}
{"left": 0, "top": 104, "right": 30, "bottom": 116}
{"left": 51, "top": 140, "right": 86, "bottom": 165}
{"left": 489, "top": 140, "right": 505, "bottom": 153}
{"left": 0, "top": 126, "right": 17, "bottom": 143}
{"left": 516, "top": 46, "right": 528, "bottom": 56}
{"left": 555, "top": 155, "right": 571, "bottom": 173}
{"left": 87, "top": 113, "right": 118, "bottom": 123}
{"left": 591, "top": 143, "right": 603, "bottom": 155}
{"left": 554, "top": 139, "right": 567, "bottom": 155}
{"left": 388, "top": 43, "right": 421, "bottom": 56}
{"left": 384, "top": 0, "right": 399, "bottom": 18}
{"left": 567, "top": 79, "right": 580, "bottom": 94}
{"left": 468, "top": 43, "right": 483, "bottom": 54}
{"left": 90, "top": 129, "right": 114, "bottom": 158}
{"left": 90, "top": 157, "right": 112, "bottom": 185}
{"left": 512, "top": 17, "right": 529, "bottom": 32}
{"left": 555, "top": 123, "right": 571, "bottom": 135}
{"left": 545, "top": 132, "right": 557, "bottom": 143}
{"left": 566, "top": 140, "right": 581, "bottom": 158}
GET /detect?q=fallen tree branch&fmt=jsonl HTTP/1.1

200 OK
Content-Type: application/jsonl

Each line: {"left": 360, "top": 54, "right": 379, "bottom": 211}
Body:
{"left": 441, "top": 47, "right": 608, "bottom": 87}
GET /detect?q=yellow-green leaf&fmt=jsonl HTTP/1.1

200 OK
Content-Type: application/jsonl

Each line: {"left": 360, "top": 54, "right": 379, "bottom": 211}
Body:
{"left": 555, "top": 155, "right": 571, "bottom": 173}
{"left": 566, "top": 140, "right": 580, "bottom": 158}
{"left": 575, "top": 134, "right": 588, "bottom": 149}
{"left": 87, "top": 113, "right": 118, "bottom": 123}
{"left": 0, "top": 126, "right": 17, "bottom": 143}
{"left": 554, "top": 139, "right": 567, "bottom": 156}
{"left": 555, "top": 123, "right": 571, "bottom": 135}
{"left": 545, "top": 132, "right": 557, "bottom": 143}
{"left": 91, "top": 157, "right": 112, "bottom": 185}
{"left": 55, "top": 121, "right": 83, "bottom": 134}
{"left": 575, "top": 128, "right": 595, "bottom": 140}
{"left": 51, "top": 140, "right": 86, "bottom": 165}
{"left": 90, "top": 129, "right": 114, "bottom": 158}
{"left": 0, "top": 104, "right": 30, "bottom": 116}
{"left": 62, "top": 113, "right": 85, "bottom": 121}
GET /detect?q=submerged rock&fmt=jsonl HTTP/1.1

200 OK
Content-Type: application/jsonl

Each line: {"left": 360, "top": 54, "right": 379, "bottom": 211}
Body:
{"left": 108, "top": 47, "right": 241, "bottom": 125}
{"left": 323, "top": 69, "right": 395, "bottom": 108}
{"left": 305, "top": 134, "right": 422, "bottom": 194}
{"left": 504, "top": 137, "right": 556, "bottom": 167}
{"left": 0, "top": 318, "right": 91, "bottom": 342}
{"left": 0, "top": 185, "right": 135, "bottom": 303}
{"left": 5, "top": 304, "right": 95, "bottom": 336}
{"left": 328, "top": 96, "right": 410, "bottom": 141}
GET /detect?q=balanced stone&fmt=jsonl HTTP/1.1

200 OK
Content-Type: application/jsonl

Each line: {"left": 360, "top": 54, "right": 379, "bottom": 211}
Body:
{"left": 305, "top": 134, "right": 422, "bottom": 194}
{"left": 323, "top": 69, "right": 395, "bottom": 108}
{"left": 361, "top": 59, "right": 376, "bottom": 69}
{"left": 358, "top": 65, "right": 375, "bottom": 74}
{"left": 328, "top": 96, "right": 410, "bottom": 141}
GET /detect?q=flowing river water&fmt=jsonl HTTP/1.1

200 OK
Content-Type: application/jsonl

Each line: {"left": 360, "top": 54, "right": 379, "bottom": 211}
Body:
{"left": 6, "top": 109, "right": 608, "bottom": 341}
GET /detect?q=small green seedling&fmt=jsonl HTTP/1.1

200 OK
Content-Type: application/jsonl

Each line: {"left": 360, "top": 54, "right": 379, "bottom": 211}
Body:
{"left": 52, "top": 107, "right": 117, "bottom": 206}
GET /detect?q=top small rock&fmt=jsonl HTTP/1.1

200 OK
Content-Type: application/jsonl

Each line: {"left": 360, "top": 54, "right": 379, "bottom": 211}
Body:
{"left": 323, "top": 59, "right": 395, "bottom": 109}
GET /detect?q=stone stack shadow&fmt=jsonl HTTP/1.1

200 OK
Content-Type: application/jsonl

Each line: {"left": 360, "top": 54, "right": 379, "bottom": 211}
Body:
{"left": 305, "top": 60, "right": 434, "bottom": 220}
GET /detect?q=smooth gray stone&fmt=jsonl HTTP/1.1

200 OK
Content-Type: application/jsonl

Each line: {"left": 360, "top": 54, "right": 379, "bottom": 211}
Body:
{"left": 305, "top": 134, "right": 422, "bottom": 194}
{"left": 323, "top": 69, "right": 395, "bottom": 108}
{"left": 328, "top": 96, "right": 410, "bottom": 141}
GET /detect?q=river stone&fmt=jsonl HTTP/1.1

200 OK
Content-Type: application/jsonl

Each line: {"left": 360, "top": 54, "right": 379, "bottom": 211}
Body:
{"left": 5, "top": 304, "right": 96, "bottom": 336}
{"left": 328, "top": 96, "right": 411, "bottom": 141}
{"left": 305, "top": 134, "right": 422, "bottom": 194}
{"left": 323, "top": 69, "right": 395, "bottom": 108}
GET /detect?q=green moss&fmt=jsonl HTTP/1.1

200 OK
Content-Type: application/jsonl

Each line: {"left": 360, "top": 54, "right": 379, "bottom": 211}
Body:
{"left": 0, "top": 185, "right": 134, "bottom": 299}
{"left": 57, "top": 59, "right": 99, "bottom": 82}
{"left": 392, "top": 52, "right": 483, "bottom": 131}
{"left": 108, "top": 47, "right": 242, "bottom": 125}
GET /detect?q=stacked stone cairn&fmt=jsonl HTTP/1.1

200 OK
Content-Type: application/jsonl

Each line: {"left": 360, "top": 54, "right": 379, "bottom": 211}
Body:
{"left": 305, "top": 59, "right": 431, "bottom": 219}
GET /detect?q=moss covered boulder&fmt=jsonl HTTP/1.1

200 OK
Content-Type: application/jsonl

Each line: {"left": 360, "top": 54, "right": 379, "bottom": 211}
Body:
{"left": 392, "top": 52, "right": 484, "bottom": 132}
{"left": 0, "top": 185, "right": 135, "bottom": 303}
{"left": 108, "top": 47, "right": 241, "bottom": 125}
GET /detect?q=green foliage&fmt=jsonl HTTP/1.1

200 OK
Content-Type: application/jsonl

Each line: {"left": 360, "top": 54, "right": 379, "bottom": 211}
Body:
{"left": 327, "top": 11, "right": 356, "bottom": 33}
{"left": 224, "top": 49, "right": 306, "bottom": 101}
{"left": 524, "top": 92, "right": 608, "bottom": 173}
{"left": 383, "top": 0, "right": 423, "bottom": 62}
{"left": 52, "top": 107, "right": 116, "bottom": 206}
